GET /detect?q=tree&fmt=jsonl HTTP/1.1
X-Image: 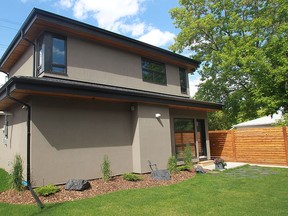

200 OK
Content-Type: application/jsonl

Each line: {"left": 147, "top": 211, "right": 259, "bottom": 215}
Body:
{"left": 170, "top": 0, "right": 288, "bottom": 128}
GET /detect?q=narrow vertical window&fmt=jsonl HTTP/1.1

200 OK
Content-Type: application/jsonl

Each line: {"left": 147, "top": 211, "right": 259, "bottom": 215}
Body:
{"left": 179, "top": 68, "right": 188, "bottom": 94}
{"left": 51, "top": 37, "right": 66, "bottom": 73}
{"left": 37, "top": 36, "right": 44, "bottom": 75}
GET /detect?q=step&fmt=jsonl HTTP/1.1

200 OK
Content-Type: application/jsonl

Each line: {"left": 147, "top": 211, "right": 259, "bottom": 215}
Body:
{"left": 197, "top": 160, "right": 214, "bottom": 166}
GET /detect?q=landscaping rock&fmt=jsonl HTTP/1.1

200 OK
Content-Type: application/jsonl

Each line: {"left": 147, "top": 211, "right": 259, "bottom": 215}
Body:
{"left": 195, "top": 165, "right": 206, "bottom": 174}
{"left": 151, "top": 170, "right": 171, "bottom": 180}
{"left": 65, "top": 179, "right": 91, "bottom": 191}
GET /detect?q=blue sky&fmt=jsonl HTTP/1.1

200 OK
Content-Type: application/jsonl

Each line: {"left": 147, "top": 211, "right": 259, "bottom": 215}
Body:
{"left": 0, "top": 0, "right": 200, "bottom": 95}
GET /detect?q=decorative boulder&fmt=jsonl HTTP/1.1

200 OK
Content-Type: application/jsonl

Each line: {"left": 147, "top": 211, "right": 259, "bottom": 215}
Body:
{"left": 151, "top": 170, "right": 171, "bottom": 180}
{"left": 65, "top": 179, "right": 91, "bottom": 191}
{"left": 195, "top": 165, "right": 206, "bottom": 174}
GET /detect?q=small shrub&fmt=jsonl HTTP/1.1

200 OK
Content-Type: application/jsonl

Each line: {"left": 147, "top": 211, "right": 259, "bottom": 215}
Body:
{"left": 35, "top": 184, "right": 60, "bottom": 197}
{"left": 123, "top": 173, "right": 142, "bottom": 181}
{"left": 184, "top": 144, "right": 193, "bottom": 169}
{"left": 10, "top": 154, "right": 24, "bottom": 191}
{"left": 101, "top": 155, "right": 111, "bottom": 182}
{"left": 178, "top": 165, "right": 192, "bottom": 171}
{"left": 167, "top": 156, "right": 179, "bottom": 174}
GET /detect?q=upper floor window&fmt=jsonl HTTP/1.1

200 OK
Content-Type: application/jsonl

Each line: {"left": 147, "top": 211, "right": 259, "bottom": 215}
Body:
{"left": 179, "top": 68, "right": 188, "bottom": 94}
{"left": 37, "top": 33, "right": 66, "bottom": 75}
{"left": 142, "top": 58, "right": 166, "bottom": 85}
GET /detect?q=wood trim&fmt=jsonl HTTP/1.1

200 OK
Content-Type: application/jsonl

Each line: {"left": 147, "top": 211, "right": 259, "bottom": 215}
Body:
{"left": 283, "top": 126, "right": 288, "bottom": 166}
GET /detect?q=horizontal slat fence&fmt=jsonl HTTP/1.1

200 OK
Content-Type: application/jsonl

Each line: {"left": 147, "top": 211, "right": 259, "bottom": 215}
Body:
{"left": 209, "top": 127, "right": 288, "bottom": 166}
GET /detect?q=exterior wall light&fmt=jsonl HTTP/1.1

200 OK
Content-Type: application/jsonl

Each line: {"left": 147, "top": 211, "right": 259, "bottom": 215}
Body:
{"left": 155, "top": 113, "right": 161, "bottom": 118}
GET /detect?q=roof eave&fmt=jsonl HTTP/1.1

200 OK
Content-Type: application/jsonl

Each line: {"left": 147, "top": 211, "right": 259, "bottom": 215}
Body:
{"left": 0, "top": 77, "right": 222, "bottom": 111}
{"left": 0, "top": 8, "right": 200, "bottom": 73}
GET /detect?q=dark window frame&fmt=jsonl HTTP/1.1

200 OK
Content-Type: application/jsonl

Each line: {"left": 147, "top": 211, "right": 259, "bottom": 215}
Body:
{"left": 179, "top": 68, "right": 188, "bottom": 94}
{"left": 36, "top": 32, "right": 67, "bottom": 76}
{"left": 141, "top": 58, "right": 167, "bottom": 85}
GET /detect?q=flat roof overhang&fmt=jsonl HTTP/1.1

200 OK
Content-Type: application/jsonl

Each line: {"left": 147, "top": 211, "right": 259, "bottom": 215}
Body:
{"left": 0, "top": 8, "right": 200, "bottom": 73}
{"left": 0, "top": 77, "right": 223, "bottom": 111}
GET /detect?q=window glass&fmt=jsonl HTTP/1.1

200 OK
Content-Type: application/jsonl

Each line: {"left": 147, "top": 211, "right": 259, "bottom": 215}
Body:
{"left": 142, "top": 59, "right": 166, "bottom": 85}
{"left": 52, "top": 38, "right": 65, "bottom": 65}
{"left": 179, "top": 68, "right": 187, "bottom": 94}
{"left": 174, "top": 118, "right": 196, "bottom": 160}
{"left": 52, "top": 66, "right": 65, "bottom": 73}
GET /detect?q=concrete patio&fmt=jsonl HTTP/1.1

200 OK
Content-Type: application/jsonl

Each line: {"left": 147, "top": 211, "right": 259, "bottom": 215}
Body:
{"left": 200, "top": 162, "right": 288, "bottom": 171}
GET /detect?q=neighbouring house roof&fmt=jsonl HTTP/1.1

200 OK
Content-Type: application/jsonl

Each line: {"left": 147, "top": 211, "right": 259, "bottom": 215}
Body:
{"left": 0, "top": 8, "right": 200, "bottom": 73}
{"left": 232, "top": 113, "right": 283, "bottom": 129}
{"left": 0, "top": 76, "right": 223, "bottom": 111}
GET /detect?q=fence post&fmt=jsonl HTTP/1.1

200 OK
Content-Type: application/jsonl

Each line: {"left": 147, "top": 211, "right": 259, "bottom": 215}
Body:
{"left": 231, "top": 130, "right": 236, "bottom": 162}
{"left": 283, "top": 126, "right": 288, "bottom": 166}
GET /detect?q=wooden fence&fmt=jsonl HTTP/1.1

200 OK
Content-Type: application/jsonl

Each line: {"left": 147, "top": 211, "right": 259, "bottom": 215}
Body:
{"left": 209, "top": 127, "right": 288, "bottom": 166}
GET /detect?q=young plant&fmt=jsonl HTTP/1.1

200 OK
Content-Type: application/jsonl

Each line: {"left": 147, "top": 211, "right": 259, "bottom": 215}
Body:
{"left": 101, "top": 154, "right": 111, "bottom": 182}
{"left": 178, "top": 165, "right": 191, "bottom": 171}
{"left": 35, "top": 184, "right": 60, "bottom": 197}
{"left": 123, "top": 173, "right": 142, "bottom": 181}
{"left": 167, "top": 156, "right": 179, "bottom": 174}
{"left": 184, "top": 144, "right": 193, "bottom": 169}
{"left": 9, "top": 154, "right": 24, "bottom": 191}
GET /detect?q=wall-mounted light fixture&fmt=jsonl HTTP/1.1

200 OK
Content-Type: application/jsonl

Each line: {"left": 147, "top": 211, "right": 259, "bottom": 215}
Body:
{"left": 155, "top": 113, "right": 161, "bottom": 118}
{"left": 0, "top": 111, "right": 13, "bottom": 145}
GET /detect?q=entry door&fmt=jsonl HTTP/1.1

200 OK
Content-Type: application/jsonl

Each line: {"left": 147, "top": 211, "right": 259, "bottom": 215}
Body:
{"left": 197, "top": 119, "right": 207, "bottom": 158}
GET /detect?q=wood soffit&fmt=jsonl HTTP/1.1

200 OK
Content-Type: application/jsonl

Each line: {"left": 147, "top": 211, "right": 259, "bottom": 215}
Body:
{"left": 0, "top": 77, "right": 222, "bottom": 111}
{"left": 1, "top": 9, "right": 200, "bottom": 73}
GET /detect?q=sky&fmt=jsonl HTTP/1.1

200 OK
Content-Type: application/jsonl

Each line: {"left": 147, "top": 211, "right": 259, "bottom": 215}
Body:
{"left": 0, "top": 0, "right": 200, "bottom": 96}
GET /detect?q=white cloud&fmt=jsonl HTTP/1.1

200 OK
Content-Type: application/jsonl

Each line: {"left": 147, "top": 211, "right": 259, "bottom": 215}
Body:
{"left": 59, "top": 0, "right": 74, "bottom": 8}
{"left": 57, "top": 0, "right": 175, "bottom": 47}
{"left": 138, "top": 29, "right": 175, "bottom": 47}
{"left": 116, "top": 22, "right": 146, "bottom": 37}
{"left": 71, "top": 0, "right": 141, "bottom": 29}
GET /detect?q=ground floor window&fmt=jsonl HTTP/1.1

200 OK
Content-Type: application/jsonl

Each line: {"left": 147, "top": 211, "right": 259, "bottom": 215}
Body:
{"left": 174, "top": 118, "right": 197, "bottom": 160}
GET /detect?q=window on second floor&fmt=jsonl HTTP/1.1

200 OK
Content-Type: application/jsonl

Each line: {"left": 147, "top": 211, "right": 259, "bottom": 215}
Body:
{"left": 179, "top": 68, "right": 188, "bottom": 94}
{"left": 37, "top": 33, "right": 67, "bottom": 75}
{"left": 142, "top": 58, "right": 166, "bottom": 85}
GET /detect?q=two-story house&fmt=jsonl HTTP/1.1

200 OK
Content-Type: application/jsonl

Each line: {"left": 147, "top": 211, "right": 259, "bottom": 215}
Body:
{"left": 0, "top": 9, "right": 222, "bottom": 186}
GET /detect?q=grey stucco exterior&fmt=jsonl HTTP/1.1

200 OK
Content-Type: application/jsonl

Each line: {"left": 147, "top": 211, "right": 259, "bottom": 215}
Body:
{"left": 0, "top": 9, "right": 222, "bottom": 186}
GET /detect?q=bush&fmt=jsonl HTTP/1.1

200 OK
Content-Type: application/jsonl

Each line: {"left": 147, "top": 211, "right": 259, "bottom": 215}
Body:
{"left": 101, "top": 155, "right": 111, "bottom": 182}
{"left": 178, "top": 165, "right": 192, "bottom": 171}
{"left": 10, "top": 154, "right": 24, "bottom": 191}
{"left": 167, "top": 156, "right": 179, "bottom": 174}
{"left": 35, "top": 184, "right": 60, "bottom": 197}
{"left": 123, "top": 173, "right": 142, "bottom": 181}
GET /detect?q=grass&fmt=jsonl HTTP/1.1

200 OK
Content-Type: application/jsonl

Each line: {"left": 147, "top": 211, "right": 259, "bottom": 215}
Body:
{"left": 0, "top": 166, "right": 288, "bottom": 215}
{"left": 0, "top": 168, "right": 10, "bottom": 192}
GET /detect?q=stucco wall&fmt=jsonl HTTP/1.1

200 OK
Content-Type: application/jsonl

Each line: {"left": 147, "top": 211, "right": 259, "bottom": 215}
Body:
{"left": 31, "top": 97, "right": 133, "bottom": 186}
{"left": 9, "top": 46, "right": 34, "bottom": 77}
{"left": 132, "top": 104, "right": 172, "bottom": 173}
{"left": 43, "top": 37, "right": 187, "bottom": 97}
{"left": 0, "top": 107, "right": 28, "bottom": 179}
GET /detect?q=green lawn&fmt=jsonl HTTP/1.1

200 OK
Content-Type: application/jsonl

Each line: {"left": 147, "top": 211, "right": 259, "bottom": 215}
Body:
{"left": 0, "top": 166, "right": 288, "bottom": 216}
{"left": 0, "top": 168, "right": 10, "bottom": 192}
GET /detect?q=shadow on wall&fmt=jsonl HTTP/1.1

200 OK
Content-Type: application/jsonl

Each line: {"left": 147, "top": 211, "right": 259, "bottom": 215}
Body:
{"left": 32, "top": 97, "right": 134, "bottom": 150}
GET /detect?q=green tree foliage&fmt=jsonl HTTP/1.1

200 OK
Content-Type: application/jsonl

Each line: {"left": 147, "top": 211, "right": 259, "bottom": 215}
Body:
{"left": 170, "top": 0, "right": 288, "bottom": 129}
{"left": 274, "top": 113, "right": 288, "bottom": 126}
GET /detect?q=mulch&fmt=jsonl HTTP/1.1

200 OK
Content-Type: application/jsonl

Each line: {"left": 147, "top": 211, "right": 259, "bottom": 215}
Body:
{"left": 0, "top": 170, "right": 196, "bottom": 205}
